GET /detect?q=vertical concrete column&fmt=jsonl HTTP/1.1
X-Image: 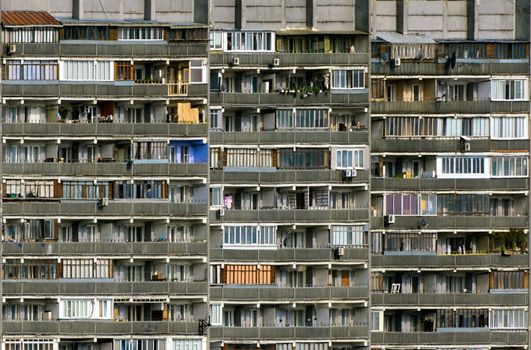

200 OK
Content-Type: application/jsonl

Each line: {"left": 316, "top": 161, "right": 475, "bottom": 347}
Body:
{"left": 466, "top": 0, "right": 475, "bottom": 40}
{"left": 145, "top": 0, "right": 156, "bottom": 21}
{"left": 73, "top": 0, "right": 84, "bottom": 20}
{"left": 235, "top": 0, "right": 243, "bottom": 29}
{"left": 396, "top": 0, "right": 408, "bottom": 34}
{"left": 306, "top": 0, "right": 314, "bottom": 28}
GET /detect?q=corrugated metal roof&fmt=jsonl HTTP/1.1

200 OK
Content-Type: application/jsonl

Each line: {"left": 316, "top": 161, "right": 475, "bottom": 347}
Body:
{"left": 1, "top": 11, "right": 62, "bottom": 27}
{"left": 377, "top": 32, "right": 436, "bottom": 44}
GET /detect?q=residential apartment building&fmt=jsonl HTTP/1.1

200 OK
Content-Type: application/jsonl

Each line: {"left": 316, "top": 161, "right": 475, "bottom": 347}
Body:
{"left": 370, "top": 0, "right": 530, "bottom": 349}
{"left": 208, "top": 1, "right": 371, "bottom": 350}
{"left": 0, "top": 1, "right": 210, "bottom": 350}
{"left": 0, "top": 1, "right": 530, "bottom": 350}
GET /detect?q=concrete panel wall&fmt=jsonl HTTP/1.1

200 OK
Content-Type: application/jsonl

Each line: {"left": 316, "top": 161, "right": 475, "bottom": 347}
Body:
{"left": 123, "top": 0, "right": 146, "bottom": 20}
{"left": 285, "top": 0, "right": 308, "bottom": 28}
{"left": 476, "top": 0, "right": 514, "bottom": 39}
{"left": 406, "top": 0, "right": 467, "bottom": 40}
{"left": 82, "top": 0, "right": 122, "bottom": 20}
{"left": 155, "top": 0, "right": 195, "bottom": 24}
{"left": 211, "top": 0, "right": 237, "bottom": 29}
{"left": 315, "top": 0, "right": 355, "bottom": 31}
{"left": 372, "top": 1, "right": 397, "bottom": 35}
{"left": 243, "top": 0, "right": 285, "bottom": 30}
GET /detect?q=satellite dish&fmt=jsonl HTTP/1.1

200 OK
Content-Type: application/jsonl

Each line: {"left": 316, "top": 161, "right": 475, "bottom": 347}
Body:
{"left": 381, "top": 52, "right": 390, "bottom": 63}
{"left": 450, "top": 52, "right": 457, "bottom": 69}
{"left": 416, "top": 49, "right": 425, "bottom": 61}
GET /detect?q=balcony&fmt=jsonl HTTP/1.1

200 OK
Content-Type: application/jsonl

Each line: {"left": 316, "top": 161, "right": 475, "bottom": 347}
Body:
{"left": 210, "top": 92, "right": 369, "bottom": 108}
{"left": 2, "top": 163, "right": 208, "bottom": 177}
{"left": 210, "top": 247, "right": 369, "bottom": 263}
{"left": 371, "top": 101, "right": 528, "bottom": 114}
{"left": 371, "top": 215, "right": 528, "bottom": 230}
{"left": 2, "top": 281, "right": 207, "bottom": 296}
{"left": 2, "top": 202, "right": 208, "bottom": 218}
{"left": 8, "top": 42, "right": 208, "bottom": 58}
{"left": 371, "top": 331, "right": 526, "bottom": 346}
{"left": 210, "top": 169, "right": 369, "bottom": 185}
{"left": 371, "top": 61, "right": 529, "bottom": 76}
{"left": 1, "top": 241, "right": 207, "bottom": 257}
{"left": 1, "top": 82, "right": 208, "bottom": 99}
{"left": 209, "top": 326, "right": 369, "bottom": 341}
{"left": 2, "top": 123, "right": 207, "bottom": 138}
{"left": 2, "top": 320, "right": 197, "bottom": 336}
{"left": 371, "top": 177, "right": 529, "bottom": 192}
{"left": 210, "top": 52, "right": 369, "bottom": 67}
{"left": 210, "top": 209, "right": 369, "bottom": 224}
{"left": 371, "top": 253, "right": 528, "bottom": 269}
{"left": 371, "top": 138, "right": 529, "bottom": 153}
{"left": 210, "top": 286, "right": 368, "bottom": 302}
{"left": 371, "top": 292, "right": 527, "bottom": 307}
{"left": 210, "top": 131, "right": 368, "bottom": 145}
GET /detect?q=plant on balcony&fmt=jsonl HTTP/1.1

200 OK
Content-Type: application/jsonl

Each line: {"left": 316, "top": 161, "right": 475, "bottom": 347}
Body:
{"left": 491, "top": 228, "right": 527, "bottom": 255}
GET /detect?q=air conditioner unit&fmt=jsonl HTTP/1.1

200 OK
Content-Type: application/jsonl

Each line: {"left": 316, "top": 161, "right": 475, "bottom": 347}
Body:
{"left": 232, "top": 57, "right": 240, "bottom": 66}
{"left": 218, "top": 209, "right": 225, "bottom": 217}
{"left": 98, "top": 197, "right": 109, "bottom": 208}
{"left": 8, "top": 44, "right": 16, "bottom": 54}
{"left": 344, "top": 169, "right": 352, "bottom": 178}
{"left": 391, "top": 57, "right": 401, "bottom": 67}
{"left": 337, "top": 247, "right": 345, "bottom": 256}
{"left": 464, "top": 142, "right": 471, "bottom": 151}
{"left": 384, "top": 214, "right": 396, "bottom": 225}
{"left": 273, "top": 58, "right": 280, "bottom": 66}
{"left": 351, "top": 169, "right": 357, "bottom": 177}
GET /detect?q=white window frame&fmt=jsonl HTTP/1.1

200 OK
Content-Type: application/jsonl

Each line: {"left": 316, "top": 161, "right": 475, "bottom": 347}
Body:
{"left": 211, "top": 304, "right": 223, "bottom": 325}
{"left": 437, "top": 156, "right": 490, "bottom": 178}
{"left": 334, "top": 148, "right": 364, "bottom": 170}
{"left": 371, "top": 309, "right": 384, "bottom": 331}
{"left": 491, "top": 156, "right": 529, "bottom": 178}
{"left": 209, "top": 31, "right": 223, "bottom": 50}
{"left": 491, "top": 79, "right": 528, "bottom": 101}
{"left": 331, "top": 69, "right": 365, "bottom": 90}
{"left": 490, "top": 116, "right": 528, "bottom": 139}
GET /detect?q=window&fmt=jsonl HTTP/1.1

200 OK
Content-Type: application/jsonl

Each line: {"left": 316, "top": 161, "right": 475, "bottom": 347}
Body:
{"left": 4, "top": 339, "right": 54, "bottom": 350}
{"left": 222, "top": 265, "right": 275, "bottom": 284}
{"left": 211, "top": 187, "right": 222, "bottom": 207}
{"left": 118, "top": 27, "right": 164, "bottom": 40}
{"left": 60, "top": 60, "right": 112, "bottom": 81}
{"left": 490, "top": 271, "right": 528, "bottom": 290}
{"left": 491, "top": 116, "right": 527, "bottom": 139}
{"left": 335, "top": 149, "right": 364, "bottom": 169}
{"left": 489, "top": 309, "right": 527, "bottom": 330}
{"left": 438, "top": 156, "right": 488, "bottom": 178}
{"left": 386, "top": 116, "right": 491, "bottom": 138}
{"left": 209, "top": 108, "right": 223, "bottom": 131}
{"left": 438, "top": 309, "right": 488, "bottom": 329}
{"left": 371, "top": 310, "right": 384, "bottom": 331}
{"left": 492, "top": 156, "right": 528, "bottom": 177}
{"left": 385, "top": 194, "right": 437, "bottom": 215}
{"left": 384, "top": 233, "right": 437, "bottom": 253}
{"left": 211, "top": 304, "right": 223, "bottom": 325}
{"left": 437, "top": 194, "right": 490, "bottom": 215}
{"left": 59, "top": 298, "right": 113, "bottom": 319}
{"left": 223, "top": 225, "right": 276, "bottom": 247}
{"left": 62, "top": 258, "right": 112, "bottom": 279}
{"left": 330, "top": 226, "right": 366, "bottom": 247}
{"left": 63, "top": 26, "right": 110, "bottom": 40}
{"left": 4, "top": 28, "right": 58, "bottom": 43}
{"left": 115, "top": 61, "right": 133, "bottom": 80}
{"left": 491, "top": 79, "right": 528, "bottom": 101}
{"left": 63, "top": 181, "right": 111, "bottom": 199}
{"left": 133, "top": 141, "right": 168, "bottom": 160}
{"left": 331, "top": 69, "right": 365, "bottom": 89}
{"left": 279, "top": 148, "right": 328, "bottom": 169}
{"left": 171, "top": 339, "right": 203, "bottom": 350}
{"left": 225, "top": 31, "right": 274, "bottom": 52}
{"left": 5, "top": 180, "right": 55, "bottom": 199}
{"left": 4, "top": 60, "right": 58, "bottom": 80}
{"left": 210, "top": 32, "right": 223, "bottom": 50}
{"left": 189, "top": 60, "right": 206, "bottom": 83}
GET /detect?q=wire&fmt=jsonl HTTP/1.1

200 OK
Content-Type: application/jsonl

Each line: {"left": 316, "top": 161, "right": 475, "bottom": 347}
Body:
{"left": 98, "top": 0, "right": 109, "bottom": 21}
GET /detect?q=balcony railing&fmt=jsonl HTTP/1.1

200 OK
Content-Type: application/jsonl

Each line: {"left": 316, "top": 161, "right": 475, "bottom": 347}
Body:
{"left": 2, "top": 281, "right": 208, "bottom": 296}
{"left": 210, "top": 247, "right": 369, "bottom": 262}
